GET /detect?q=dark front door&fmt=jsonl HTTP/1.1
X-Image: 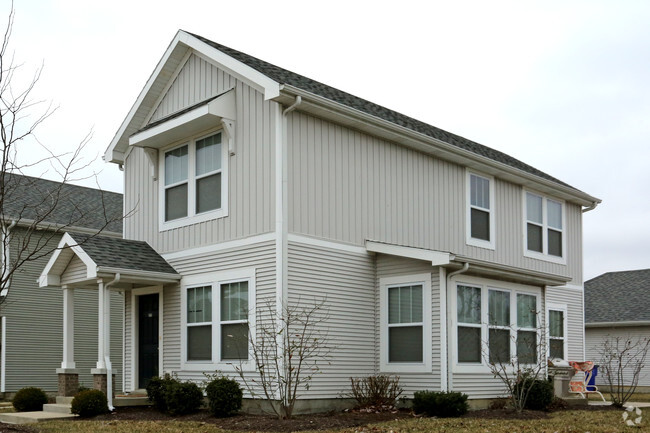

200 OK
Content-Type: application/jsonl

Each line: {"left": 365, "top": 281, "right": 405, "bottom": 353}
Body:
{"left": 138, "top": 293, "right": 159, "bottom": 389}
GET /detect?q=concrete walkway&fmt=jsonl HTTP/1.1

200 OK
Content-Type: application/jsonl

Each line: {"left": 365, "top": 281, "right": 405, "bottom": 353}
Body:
{"left": 0, "top": 397, "right": 77, "bottom": 424}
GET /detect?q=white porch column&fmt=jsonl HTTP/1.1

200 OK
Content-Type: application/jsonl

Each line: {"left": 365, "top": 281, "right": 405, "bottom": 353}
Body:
{"left": 96, "top": 279, "right": 105, "bottom": 369}
{"left": 61, "top": 287, "right": 75, "bottom": 369}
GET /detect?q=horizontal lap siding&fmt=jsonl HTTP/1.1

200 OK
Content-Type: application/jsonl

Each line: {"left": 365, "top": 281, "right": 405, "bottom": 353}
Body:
{"left": 287, "top": 241, "right": 376, "bottom": 399}
{"left": 287, "top": 111, "right": 582, "bottom": 284}
{"left": 546, "top": 286, "right": 585, "bottom": 360}
{"left": 124, "top": 57, "right": 276, "bottom": 254}
{"left": 585, "top": 326, "right": 650, "bottom": 387}
{"left": 376, "top": 255, "right": 442, "bottom": 396}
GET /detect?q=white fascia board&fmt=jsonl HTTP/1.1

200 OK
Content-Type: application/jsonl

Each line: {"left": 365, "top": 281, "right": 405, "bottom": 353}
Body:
{"left": 365, "top": 240, "right": 452, "bottom": 266}
{"left": 38, "top": 232, "right": 98, "bottom": 287}
{"left": 585, "top": 321, "right": 650, "bottom": 328}
{"left": 278, "top": 85, "right": 600, "bottom": 208}
{"left": 97, "top": 267, "right": 181, "bottom": 284}
{"left": 452, "top": 255, "right": 572, "bottom": 286}
{"left": 179, "top": 31, "right": 280, "bottom": 100}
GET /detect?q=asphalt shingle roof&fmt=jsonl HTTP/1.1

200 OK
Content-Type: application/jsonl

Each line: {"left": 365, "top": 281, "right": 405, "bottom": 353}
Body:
{"left": 1, "top": 173, "right": 123, "bottom": 233}
{"left": 188, "top": 32, "right": 577, "bottom": 191}
{"left": 584, "top": 269, "right": 650, "bottom": 323}
{"left": 69, "top": 233, "right": 178, "bottom": 275}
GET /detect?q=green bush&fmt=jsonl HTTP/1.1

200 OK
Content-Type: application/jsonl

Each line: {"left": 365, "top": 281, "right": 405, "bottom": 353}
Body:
{"left": 12, "top": 387, "right": 48, "bottom": 412}
{"left": 146, "top": 375, "right": 170, "bottom": 412}
{"left": 514, "top": 378, "right": 554, "bottom": 411}
{"left": 70, "top": 389, "right": 109, "bottom": 417}
{"left": 412, "top": 390, "right": 469, "bottom": 417}
{"left": 164, "top": 381, "right": 204, "bottom": 415}
{"left": 205, "top": 377, "right": 243, "bottom": 417}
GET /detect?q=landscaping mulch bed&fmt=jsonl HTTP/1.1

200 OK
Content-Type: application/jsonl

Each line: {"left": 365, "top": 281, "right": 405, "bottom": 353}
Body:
{"left": 86, "top": 406, "right": 413, "bottom": 432}
{"left": 0, "top": 425, "right": 37, "bottom": 433}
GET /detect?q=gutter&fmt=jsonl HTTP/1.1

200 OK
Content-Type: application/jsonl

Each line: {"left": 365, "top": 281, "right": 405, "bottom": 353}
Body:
{"left": 582, "top": 202, "right": 599, "bottom": 213}
{"left": 1, "top": 217, "right": 122, "bottom": 238}
{"left": 585, "top": 321, "right": 650, "bottom": 328}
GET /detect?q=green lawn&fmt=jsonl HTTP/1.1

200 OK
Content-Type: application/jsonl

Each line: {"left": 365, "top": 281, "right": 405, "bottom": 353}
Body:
{"left": 36, "top": 409, "right": 643, "bottom": 433}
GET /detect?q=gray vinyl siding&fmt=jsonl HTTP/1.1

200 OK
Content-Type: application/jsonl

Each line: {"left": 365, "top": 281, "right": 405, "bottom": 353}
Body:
{"left": 546, "top": 286, "right": 584, "bottom": 360}
{"left": 286, "top": 241, "right": 376, "bottom": 399}
{"left": 60, "top": 256, "right": 87, "bottom": 285}
{"left": 286, "top": 111, "right": 583, "bottom": 284}
{"left": 376, "top": 254, "right": 442, "bottom": 396}
{"left": 123, "top": 240, "right": 275, "bottom": 391}
{"left": 3, "top": 229, "right": 122, "bottom": 393}
{"left": 585, "top": 326, "right": 650, "bottom": 388}
{"left": 123, "top": 56, "right": 277, "bottom": 254}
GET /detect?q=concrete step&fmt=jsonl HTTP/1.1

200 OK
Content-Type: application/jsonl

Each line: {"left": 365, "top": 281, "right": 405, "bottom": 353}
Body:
{"left": 43, "top": 403, "right": 72, "bottom": 414}
{"left": 0, "top": 411, "right": 77, "bottom": 424}
{"left": 56, "top": 396, "right": 74, "bottom": 405}
{"left": 114, "top": 395, "right": 151, "bottom": 407}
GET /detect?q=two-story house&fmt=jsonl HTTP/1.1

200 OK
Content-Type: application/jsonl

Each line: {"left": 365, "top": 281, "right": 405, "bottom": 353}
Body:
{"left": 39, "top": 31, "right": 600, "bottom": 409}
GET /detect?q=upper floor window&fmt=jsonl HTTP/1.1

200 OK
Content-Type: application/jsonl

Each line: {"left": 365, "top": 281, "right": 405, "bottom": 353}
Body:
{"left": 525, "top": 192, "right": 564, "bottom": 261}
{"left": 466, "top": 171, "right": 495, "bottom": 249}
{"left": 160, "top": 131, "right": 228, "bottom": 230}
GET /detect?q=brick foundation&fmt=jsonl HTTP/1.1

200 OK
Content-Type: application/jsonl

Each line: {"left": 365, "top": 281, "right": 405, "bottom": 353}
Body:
{"left": 57, "top": 372, "right": 79, "bottom": 397}
{"left": 93, "top": 373, "right": 116, "bottom": 396}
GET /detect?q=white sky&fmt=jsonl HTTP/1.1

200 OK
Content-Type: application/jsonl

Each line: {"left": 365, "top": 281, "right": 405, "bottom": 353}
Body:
{"left": 4, "top": 0, "right": 650, "bottom": 280}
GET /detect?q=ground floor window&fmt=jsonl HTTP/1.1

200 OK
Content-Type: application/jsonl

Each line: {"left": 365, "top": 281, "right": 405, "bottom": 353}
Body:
{"left": 548, "top": 304, "right": 567, "bottom": 359}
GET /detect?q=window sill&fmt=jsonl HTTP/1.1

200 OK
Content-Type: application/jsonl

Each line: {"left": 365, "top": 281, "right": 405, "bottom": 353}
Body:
{"left": 160, "top": 208, "right": 228, "bottom": 231}
{"left": 524, "top": 250, "right": 566, "bottom": 265}
{"left": 181, "top": 360, "right": 255, "bottom": 373}
{"left": 466, "top": 238, "right": 495, "bottom": 250}
{"left": 380, "top": 362, "right": 431, "bottom": 374}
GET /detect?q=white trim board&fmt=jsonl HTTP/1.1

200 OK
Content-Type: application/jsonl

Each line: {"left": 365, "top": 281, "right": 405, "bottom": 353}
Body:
{"left": 366, "top": 241, "right": 453, "bottom": 266}
{"left": 288, "top": 234, "right": 368, "bottom": 255}
{"left": 162, "top": 232, "right": 275, "bottom": 261}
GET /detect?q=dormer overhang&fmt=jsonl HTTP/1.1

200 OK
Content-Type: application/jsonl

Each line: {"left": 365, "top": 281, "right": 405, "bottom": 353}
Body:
{"left": 105, "top": 30, "right": 280, "bottom": 164}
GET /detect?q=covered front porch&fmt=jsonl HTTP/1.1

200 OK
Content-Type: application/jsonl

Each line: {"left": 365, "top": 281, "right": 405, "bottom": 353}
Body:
{"left": 39, "top": 233, "right": 180, "bottom": 402}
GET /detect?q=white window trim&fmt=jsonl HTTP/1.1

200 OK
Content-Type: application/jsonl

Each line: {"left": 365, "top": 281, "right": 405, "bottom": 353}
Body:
{"left": 158, "top": 128, "right": 229, "bottom": 232}
{"left": 522, "top": 190, "right": 567, "bottom": 264}
{"left": 466, "top": 170, "right": 495, "bottom": 250}
{"left": 546, "top": 302, "right": 568, "bottom": 360}
{"left": 450, "top": 275, "right": 542, "bottom": 374}
{"left": 379, "top": 273, "right": 432, "bottom": 373}
{"left": 180, "top": 268, "right": 256, "bottom": 372}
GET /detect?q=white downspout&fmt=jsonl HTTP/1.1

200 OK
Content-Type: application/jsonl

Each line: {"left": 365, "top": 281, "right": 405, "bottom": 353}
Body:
{"left": 104, "top": 273, "right": 121, "bottom": 411}
{"left": 445, "top": 263, "right": 469, "bottom": 391}
{"left": 582, "top": 202, "right": 599, "bottom": 213}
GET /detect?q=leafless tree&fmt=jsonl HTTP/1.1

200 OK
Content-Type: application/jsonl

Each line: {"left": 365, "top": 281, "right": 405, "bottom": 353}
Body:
{"left": 0, "top": 5, "right": 123, "bottom": 306}
{"left": 597, "top": 334, "right": 650, "bottom": 407}
{"left": 235, "top": 297, "right": 331, "bottom": 419}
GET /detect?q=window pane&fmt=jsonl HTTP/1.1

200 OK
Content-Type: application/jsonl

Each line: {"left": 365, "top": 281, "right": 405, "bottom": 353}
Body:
{"left": 458, "top": 326, "right": 481, "bottom": 362}
{"left": 196, "top": 134, "right": 222, "bottom": 176}
{"left": 221, "top": 323, "right": 249, "bottom": 360}
{"left": 517, "top": 294, "right": 537, "bottom": 328}
{"left": 488, "top": 290, "right": 510, "bottom": 326}
{"left": 457, "top": 285, "right": 481, "bottom": 324}
{"left": 489, "top": 329, "right": 510, "bottom": 364}
{"left": 188, "top": 325, "right": 211, "bottom": 361}
{"left": 187, "top": 286, "right": 212, "bottom": 323}
{"left": 389, "top": 326, "right": 422, "bottom": 362}
{"left": 547, "top": 200, "right": 562, "bottom": 229}
{"left": 165, "top": 145, "right": 188, "bottom": 185}
{"left": 517, "top": 330, "right": 537, "bottom": 364}
{"left": 526, "top": 193, "right": 543, "bottom": 224}
{"left": 549, "top": 310, "right": 564, "bottom": 337}
{"left": 196, "top": 173, "right": 221, "bottom": 213}
{"left": 470, "top": 174, "right": 490, "bottom": 209}
{"left": 550, "top": 339, "right": 564, "bottom": 359}
{"left": 221, "top": 281, "right": 249, "bottom": 322}
{"left": 471, "top": 208, "right": 490, "bottom": 241}
{"left": 548, "top": 229, "right": 562, "bottom": 257}
{"left": 527, "top": 223, "right": 542, "bottom": 252}
{"left": 388, "top": 285, "right": 422, "bottom": 324}
{"left": 165, "top": 183, "right": 188, "bottom": 221}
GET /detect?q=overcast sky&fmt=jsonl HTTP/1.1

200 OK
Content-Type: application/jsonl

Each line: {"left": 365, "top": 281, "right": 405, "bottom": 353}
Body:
{"left": 4, "top": 0, "right": 649, "bottom": 281}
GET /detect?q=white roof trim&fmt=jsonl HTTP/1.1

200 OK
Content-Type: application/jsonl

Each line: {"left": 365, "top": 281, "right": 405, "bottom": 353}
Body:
{"left": 38, "top": 233, "right": 98, "bottom": 287}
{"left": 585, "top": 321, "right": 650, "bottom": 328}
{"left": 129, "top": 89, "right": 236, "bottom": 149}
{"left": 105, "top": 30, "right": 280, "bottom": 164}
{"left": 365, "top": 240, "right": 453, "bottom": 266}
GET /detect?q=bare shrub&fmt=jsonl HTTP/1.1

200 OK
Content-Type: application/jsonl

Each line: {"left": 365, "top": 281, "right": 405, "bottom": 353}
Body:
{"left": 597, "top": 334, "right": 650, "bottom": 407}
{"left": 348, "top": 375, "right": 403, "bottom": 408}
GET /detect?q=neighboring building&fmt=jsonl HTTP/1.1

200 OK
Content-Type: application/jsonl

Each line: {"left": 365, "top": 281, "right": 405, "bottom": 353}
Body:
{"left": 585, "top": 269, "right": 650, "bottom": 390}
{"left": 1, "top": 174, "right": 123, "bottom": 395}
{"left": 40, "top": 31, "right": 600, "bottom": 407}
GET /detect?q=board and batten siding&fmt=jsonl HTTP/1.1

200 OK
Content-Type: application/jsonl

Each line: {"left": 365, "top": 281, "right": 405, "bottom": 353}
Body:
{"left": 286, "top": 111, "right": 583, "bottom": 284}
{"left": 123, "top": 240, "right": 275, "bottom": 391}
{"left": 4, "top": 230, "right": 122, "bottom": 392}
{"left": 375, "top": 254, "right": 442, "bottom": 395}
{"left": 585, "top": 326, "right": 650, "bottom": 388}
{"left": 124, "top": 55, "right": 277, "bottom": 253}
{"left": 286, "top": 240, "right": 376, "bottom": 399}
{"left": 546, "top": 286, "right": 584, "bottom": 360}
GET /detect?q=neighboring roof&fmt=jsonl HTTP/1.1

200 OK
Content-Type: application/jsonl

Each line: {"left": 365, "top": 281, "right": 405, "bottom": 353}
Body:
{"left": 68, "top": 233, "right": 177, "bottom": 275}
{"left": 188, "top": 32, "right": 574, "bottom": 191}
{"left": 585, "top": 269, "right": 650, "bottom": 324}
{"left": 1, "top": 173, "right": 123, "bottom": 234}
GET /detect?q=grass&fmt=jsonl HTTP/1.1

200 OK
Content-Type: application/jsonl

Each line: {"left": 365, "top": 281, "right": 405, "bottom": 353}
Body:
{"left": 35, "top": 410, "right": 644, "bottom": 433}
